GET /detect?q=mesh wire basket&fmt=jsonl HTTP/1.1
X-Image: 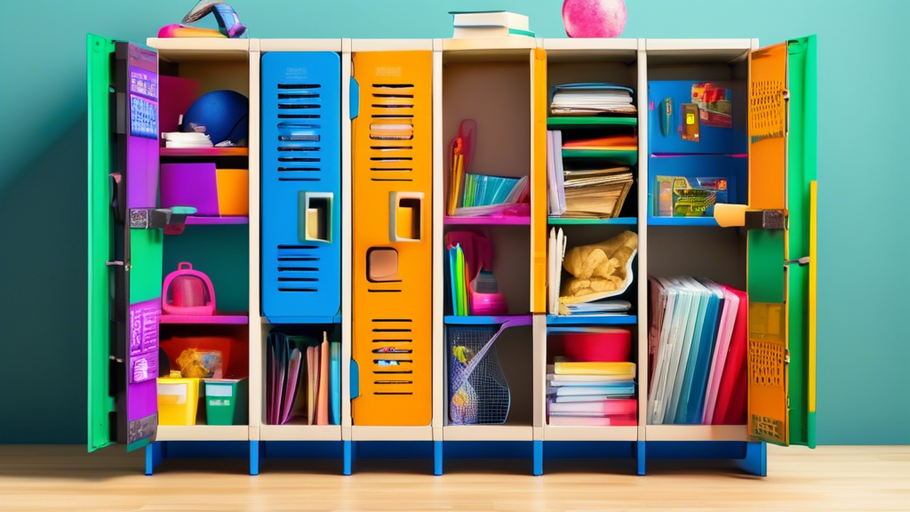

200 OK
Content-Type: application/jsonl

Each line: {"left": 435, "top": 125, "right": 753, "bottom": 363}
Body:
{"left": 448, "top": 325, "right": 510, "bottom": 425}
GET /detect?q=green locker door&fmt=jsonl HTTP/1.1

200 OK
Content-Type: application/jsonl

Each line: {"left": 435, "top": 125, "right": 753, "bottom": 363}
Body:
{"left": 88, "top": 35, "right": 172, "bottom": 452}
{"left": 746, "top": 36, "right": 817, "bottom": 448}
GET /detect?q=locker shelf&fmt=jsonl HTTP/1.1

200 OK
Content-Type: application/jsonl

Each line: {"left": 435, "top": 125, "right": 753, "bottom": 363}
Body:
{"left": 548, "top": 217, "right": 637, "bottom": 226}
{"left": 259, "top": 423, "right": 342, "bottom": 441}
{"left": 160, "top": 313, "right": 248, "bottom": 325}
{"left": 184, "top": 216, "right": 249, "bottom": 225}
{"left": 648, "top": 216, "right": 718, "bottom": 227}
{"left": 444, "top": 216, "right": 530, "bottom": 226}
{"left": 351, "top": 426, "right": 434, "bottom": 441}
{"left": 646, "top": 424, "right": 748, "bottom": 441}
{"left": 544, "top": 425, "right": 638, "bottom": 442}
{"left": 547, "top": 117, "right": 638, "bottom": 129}
{"left": 160, "top": 147, "right": 249, "bottom": 157}
{"left": 562, "top": 149, "right": 638, "bottom": 166}
{"left": 156, "top": 425, "right": 249, "bottom": 442}
{"left": 443, "top": 424, "right": 533, "bottom": 442}
{"left": 445, "top": 315, "right": 532, "bottom": 326}
{"left": 546, "top": 315, "right": 638, "bottom": 326}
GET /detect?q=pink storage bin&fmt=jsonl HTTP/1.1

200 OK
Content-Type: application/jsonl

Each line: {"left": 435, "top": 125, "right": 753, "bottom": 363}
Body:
{"left": 162, "top": 263, "right": 216, "bottom": 316}
{"left": 560, "top": 329, "right": 632, "bottom": 362}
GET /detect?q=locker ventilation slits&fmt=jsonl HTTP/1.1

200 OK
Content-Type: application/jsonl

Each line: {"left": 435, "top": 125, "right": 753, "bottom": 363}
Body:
{"left": 275, "top": 245, "right": 320, "bottom": 294}
{"left": 371, "top": 318, "right": 416, "bottom": 396}
{"left": 369, "top": 84, "right": 416, "bottom": 182}
{"left": 275, "top": 84, "right": 323, "bottom": 182}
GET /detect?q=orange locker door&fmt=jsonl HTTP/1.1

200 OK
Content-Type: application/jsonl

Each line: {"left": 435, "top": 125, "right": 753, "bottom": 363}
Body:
{"left": 746, "top": 42, "right": 790, "bottom": 446}
{"left": 351, "top": 51, "right": 433, "bottom": 426}
{"left": 530, "top": 48, "right": 548, "bottom": 313}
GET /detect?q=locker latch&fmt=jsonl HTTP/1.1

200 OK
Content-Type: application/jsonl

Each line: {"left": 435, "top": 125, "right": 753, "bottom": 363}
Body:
{"left": 129, "top": 206, "right": 196, "bottom": 230}
{"left": 745, "top": 210, "right": 786, "bottom": 231}
{"left": 784, "top": 257, "right": 810, "bottom": 267}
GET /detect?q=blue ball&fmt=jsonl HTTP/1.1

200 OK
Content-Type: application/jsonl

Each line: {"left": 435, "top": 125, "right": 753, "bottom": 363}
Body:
{"left": 182, "top": 90, "right": 249, "bottom": 145}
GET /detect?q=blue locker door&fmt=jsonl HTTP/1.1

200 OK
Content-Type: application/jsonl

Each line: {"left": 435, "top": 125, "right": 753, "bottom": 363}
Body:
{"left": 262, "top": 52, "right": 342, "bottom": 321}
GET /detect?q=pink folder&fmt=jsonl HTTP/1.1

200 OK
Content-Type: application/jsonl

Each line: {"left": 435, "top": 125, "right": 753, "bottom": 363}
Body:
{"left": 702, "top": 286, "right": 740, "bottom": 423}
{"left": 316, "top": 338, "right": 330, "bottom": 425}
{"left": 712, "top": 287, "right": 748, "bottom": 425}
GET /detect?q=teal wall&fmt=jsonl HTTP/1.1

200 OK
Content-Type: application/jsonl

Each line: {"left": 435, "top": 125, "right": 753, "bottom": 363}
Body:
{"left": 1, "top": 0, "right": 907, "bottom": 445}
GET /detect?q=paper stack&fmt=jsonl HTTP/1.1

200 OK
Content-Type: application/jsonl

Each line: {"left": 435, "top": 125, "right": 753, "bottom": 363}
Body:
{"left": 266, "top": 331, "right": 341, "bottom": 425}
{"left": 450, "top": 11, "right": 534, "bottom": 39}
{"left": 547, "top": 131, "right": 634, "bottom": 218}
{"left": 547, "top": 361, "right": 637, "bottom": 426}
{"left": 550, "top": 84, "right": 636, "bottom": 117}
{"left": 647, "top": 277, "right": 748, "bottom": 425}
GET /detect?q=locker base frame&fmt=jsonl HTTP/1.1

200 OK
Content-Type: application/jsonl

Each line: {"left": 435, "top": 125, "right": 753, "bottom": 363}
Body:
{"left": 144, "top": 441, "right": 259, "bottom": 475}
{"left": 140, "top": 440, "right": 767, "bottom": 477}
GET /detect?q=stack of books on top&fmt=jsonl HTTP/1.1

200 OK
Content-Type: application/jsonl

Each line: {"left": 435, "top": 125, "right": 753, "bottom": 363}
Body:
{"left": 547, "top": 360, "right": 637, "bottom": 426}
{"left": 450, "top": 11, "right": 534, "bottom": 39}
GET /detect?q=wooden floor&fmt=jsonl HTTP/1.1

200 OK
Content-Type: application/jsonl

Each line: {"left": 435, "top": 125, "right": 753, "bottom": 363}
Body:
{"left": 1, "top": 445, "right": 908, "bottom": 511}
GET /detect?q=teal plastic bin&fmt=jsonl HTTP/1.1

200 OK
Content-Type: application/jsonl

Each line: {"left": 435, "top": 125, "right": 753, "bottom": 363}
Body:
{"left": 204, "top": 378, "right": 248, "bottom": 426}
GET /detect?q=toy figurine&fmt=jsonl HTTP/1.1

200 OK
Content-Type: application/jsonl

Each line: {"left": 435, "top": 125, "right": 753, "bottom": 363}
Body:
{"left": 159, "top": 1, "right": 247, "bottom": 39}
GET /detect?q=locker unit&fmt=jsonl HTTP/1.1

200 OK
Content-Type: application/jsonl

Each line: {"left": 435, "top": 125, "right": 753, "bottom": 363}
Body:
{"left": 84, "top": 35, "right": 815, "bottom": 477}
{"left": 350, "top": 50, "right": 434, "bottom": 426}
{"left": 261, "top": 52, "right": 342, "bottom": 322}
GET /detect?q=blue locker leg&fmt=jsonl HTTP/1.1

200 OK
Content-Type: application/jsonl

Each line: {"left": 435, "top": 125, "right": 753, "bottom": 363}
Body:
{"left": 343, "top": 440, "right": 353, "bottom": 476}
{"left": 249, "top": 441, "right": 260, "bottom": 476}
{"left": 533, "top": 440, "right": 543, "bottom": 476}
{"left": 739, "top": 442, "right": 767, "bottom": 477}
{"left": 433, "top": 441, "right": 443, "bottom": 476}
{"left": 145, "top": 441, "right": 165, "bottom": 476}
{"left": 636, "top": 441, "right": 646, "bottom": 476}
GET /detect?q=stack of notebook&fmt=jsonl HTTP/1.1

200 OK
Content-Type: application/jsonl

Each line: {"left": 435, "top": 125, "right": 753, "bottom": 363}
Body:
{"left": 449, "top": 173, "right": 530, "bottom": 217}
{"left": 547, "top": 361, "right": 637, "bottom": 426}
{"left": 550, "top": 84, "right": 636, "bottom": 117}
{"left": 647, "top": 277, "right": 748, "bottom": 425}
{"left": 266, "top": 331, "right": 341, "bottom": 426}
{"left": 450, "top": 11, "right": 534, "bottom": 39}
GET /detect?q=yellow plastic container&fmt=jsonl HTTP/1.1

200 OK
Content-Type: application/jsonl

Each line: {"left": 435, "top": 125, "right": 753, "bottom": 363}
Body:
{"left": 157, "top": 371, "right": 201, "bottom": 426}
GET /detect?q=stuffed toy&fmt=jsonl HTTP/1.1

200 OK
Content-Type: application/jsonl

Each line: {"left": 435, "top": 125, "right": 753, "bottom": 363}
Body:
{"left": 559, "top": 230, "right": 638, "bottom": 309}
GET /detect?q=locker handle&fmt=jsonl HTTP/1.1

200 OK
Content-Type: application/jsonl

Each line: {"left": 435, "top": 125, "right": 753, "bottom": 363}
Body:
{"left": 350, "top": 77, "right": 360, "bottom": 120}
{"left": 299, "top": 192, "right": 333, "bottom": 243}
{"left": 389, "top": 192, "right": 423, "bottom": 243}
{"left": 350, "top": 359, "right": 360, "bottom": 400}
{"left": 808, "top": 181, "right": 817, "bottom": 416}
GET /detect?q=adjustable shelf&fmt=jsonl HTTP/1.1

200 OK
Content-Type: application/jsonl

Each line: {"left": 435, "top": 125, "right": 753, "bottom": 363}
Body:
{"left": 184, "top": 216, "right": 250, "bottom": 225}
{"left": 562, "top": 149, "right": 638, "bottom": 166}
{"left": 648, "top": 216, "right": 721, "bottom": 227}
{"left": 543, "top": 425, "right": 638, "bottom": 442}
{"left": 160, "top": 313, "right": 249, "bottom": 325}
{"left": 547, "top": 117, "right": 637, "bottom": 129}
{"left": 444, "top": 216, "right": 531, "bottom": 226}
{"left": 444, "top": 315, "right": 532, "bottom": 326}
{"left": 156, "top": 425, "right": 249, "bottom": 442}
{"left": 160, "top": 147, "right": 250, "bottom": 157}
{"left": 546, "top": 315, "right": 638, "bottom": 326}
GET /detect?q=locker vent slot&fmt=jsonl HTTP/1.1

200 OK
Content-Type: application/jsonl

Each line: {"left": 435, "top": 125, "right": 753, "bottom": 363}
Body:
{"left": 749, "top": 339, "right": 785, "bottom": 388}
{"left": 275, "top": 245, "right": 322, "bottom": 295}
{"left": 369, "top": 84, "right": 416, "bottom": 175}
{"left": 370, "top": 318, "right": 417, "bottom": 395}
{"left": 275, "top": 83, "right": 324, "bottom": 181}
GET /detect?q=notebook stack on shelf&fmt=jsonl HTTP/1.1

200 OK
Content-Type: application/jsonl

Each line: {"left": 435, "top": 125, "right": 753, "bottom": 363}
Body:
{"left": 547, "top": 360, "right": 637, "bottom": 427}
{"left": 266, "top": 331, "right": 341, "bottom": 426}
{"left": 547, "top": 134, "right": 634, "bottom": 218}
{"left": 550, "top": 84, "right": 637, "bottom": 117}
{"left": 647, "top": 277, "right": 748, "bottom": 425}
{"left": 450, "top": 11, "right": 534, "bottom": 39}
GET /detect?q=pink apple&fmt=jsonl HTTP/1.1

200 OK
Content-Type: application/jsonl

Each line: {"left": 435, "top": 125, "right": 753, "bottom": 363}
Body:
{"left": 563, "top": 0, "right": 628, "bottom": 38}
